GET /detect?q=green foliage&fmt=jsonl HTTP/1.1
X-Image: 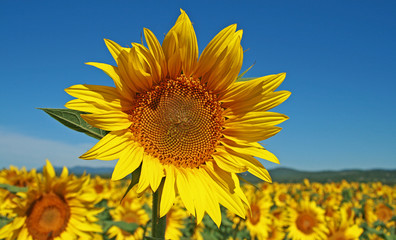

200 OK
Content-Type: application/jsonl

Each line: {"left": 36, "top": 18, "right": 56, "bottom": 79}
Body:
{"left": 0, "top": 216, "right": 12, "bottom": 230}
{"left": 121, "top": 165, "right": 142, "bottom": 202}
{"left": 0, "top": 183, "right": 27, "bottom": 193}
{"left": 39, "top": 108, "right": 108, "bottom": 140}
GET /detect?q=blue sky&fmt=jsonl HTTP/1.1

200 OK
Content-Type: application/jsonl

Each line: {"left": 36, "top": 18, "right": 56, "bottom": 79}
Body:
{"left": 1, "top": 1, "right": 395, "bottom": 171}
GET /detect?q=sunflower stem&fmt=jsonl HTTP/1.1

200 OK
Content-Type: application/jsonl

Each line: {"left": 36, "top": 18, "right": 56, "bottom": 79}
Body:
{"left": 152, "top": 179, "right": 166, "bottom": 239}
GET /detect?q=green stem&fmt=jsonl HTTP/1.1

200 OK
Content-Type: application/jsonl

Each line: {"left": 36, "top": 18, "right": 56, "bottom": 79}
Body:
{"left": 152, "top": 180, "right": 166, "bottom": 239}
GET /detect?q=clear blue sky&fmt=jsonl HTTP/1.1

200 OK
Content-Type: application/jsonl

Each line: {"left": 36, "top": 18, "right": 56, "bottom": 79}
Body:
{"left": 1, "top": 0, "right": 395, "bottom": 171}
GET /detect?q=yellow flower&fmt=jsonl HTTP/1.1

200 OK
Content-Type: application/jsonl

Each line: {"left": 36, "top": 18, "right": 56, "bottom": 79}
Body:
{"left": 287, "top": 199, "right": 328, "bottom": 240}
{"left": 90, "top": 175, "right": 113, "bottom": 201}
{"left": 65, "top": 9, "right": 289, "bottom": 226}
{"left": 0, "top": 166, "right": 38, "bottom": 188}
{"left": 244, "top": 189, "right": 273, "bottom": 240}
{"left": 0, "top": 160, "right": 102, "bottom": 240}
{"left": 326, "top": 205, "right": 363, "bottom": 240}
{"left": 107, "top": 193, "right": 150, "bottom": 240}
{"left": 165, "top": 197, "right": 188, "bottom": 240}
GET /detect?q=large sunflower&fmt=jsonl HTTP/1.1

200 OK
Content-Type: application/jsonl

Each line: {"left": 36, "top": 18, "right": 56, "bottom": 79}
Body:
{"left": 65, "top": 9, "right": 290, "bottom": 226}
{"left": 0, "top": 160, "right": 102, "bottom": 240}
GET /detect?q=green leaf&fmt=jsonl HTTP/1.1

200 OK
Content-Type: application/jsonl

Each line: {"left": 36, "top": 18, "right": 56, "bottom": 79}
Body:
{"left": 39, "top": 108, "right": 108, "bottom": 140}
{"left": 101, "top": 220, "right": 139, "bottom": 234}
{"left": 0, "top": 183, "right": 27, "bottom": 193}
{"left": 0, "top": 216, "right": 12, "bottom": 229}
{"left": 112, "top": 221, "right": 139, "bottom": 233}
{"left": 120, "top": 165, "right": 142, "bottom": 202}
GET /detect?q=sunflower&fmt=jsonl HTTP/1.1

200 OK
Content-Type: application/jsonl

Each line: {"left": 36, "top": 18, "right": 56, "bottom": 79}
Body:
{"left": 107, "top": 193, "right": 150, "bottom": 240}
{"left": 0, "top": 160, "right": 102, "bottom": 240}
{"left": 326, "top": 206, "right": 363, "bottom": 240}
{"left": 164, "top": 197, "right": 188, "bottom": 240}
{"left": 0, "top": 166, "right": 38, "bottom": 188}
{"left": 243, "top": 186, "right": 273, "bottom": 240}
{"left": 286, "top": 199, "right": 328, "bottom": 240}
{"left": 65, "top": 9, "right": 290, "bottom": 226}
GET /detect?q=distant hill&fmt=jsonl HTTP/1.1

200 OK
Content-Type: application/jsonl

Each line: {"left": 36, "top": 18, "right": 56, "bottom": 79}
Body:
{"left": 241, "top": 167, "right": 396, "bottom": 185}
{"left": 52, "top": 166, "right": 396, "bottom": 185}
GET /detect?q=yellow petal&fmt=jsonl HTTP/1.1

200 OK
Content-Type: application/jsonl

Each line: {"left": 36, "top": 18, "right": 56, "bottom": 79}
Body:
{"left": 221, "top": 73, "right": 286, "bottom": 102}
{"left": 195, "top": 169, "right": 222, "bottom": 227}
{"left": 204, "top": 32, "right": 243, "bottom": 93}
{"left": 195, "top": 24, "right": 237, "bottom": 76}
{"left": 104, "top": 39, "right": 130, "bottom": 65}
{"left": 65, "top": 84, "right": 130, "bottom": 112}
{"left": 163, "top": 9, "right": 198, "bottom": 77}
{"left": 227, "top": 148, "right": 272, "bottom": 183}
{"left": 85, "top": 62, "right": 135, "bottom": 101}
{"left": 104, "top": 39, "right": 152, "bottom": 93}
{"left": 143, "top": 154, "right": 164, "bottom": 192}
{"left": 212, "top": 150, "right": 248, "bottom": 173}
{"left": 160, "top": 166, "right": 176, "bottom": 217}
{"left": 221, "top": 136, "right": 279, "bottom": 164}
{"left": 225, "top": 112, "right": 289, "bottom": 126}
{"left": 111, "top": 143, "right": 144, "bottom": 181}
{"left": 175, "top": 168, "right": 195, "bottom": 216}
{"left": 203, "top": 162, "right": 247, "bottom": 218}
{"left": 136, "top": 154, "right": 151, "bottom": 193}
{"left": 254, "top": 90, "right": 291, "bottom": 112}
{"left": 44, "top": 159, "right": 55, "bottom": 179}
{"left": 223, "top": 90, "right": 291, "bottom": 117}
{"left": 81, "top": 111, "right": 131, "bottom": 131}
{"left": 80, "top": 130, "right": 131, "bottom": 160}
{"left": 17, "top": 227, "right": 28, "bottom": 240}
{"left": 144, "top": 28, "right": 167, "bottom": 79}
{"left": 223, "top": 125, "right": 282, "bottom": 142}
{"left": 60, "top": 166, "right": 69, "bottom": 178}
{"left": 195, "top": 25, "right": 243, "bottom": 92}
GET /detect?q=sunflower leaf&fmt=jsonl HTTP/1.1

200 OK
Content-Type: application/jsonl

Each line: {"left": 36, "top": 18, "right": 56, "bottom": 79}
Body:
{"left": 0, "top": 183, "right": 27, "bottom": 193}
{"left": 0, "top": 216, "right": 12, "bottom": 230}
{"left": 39, "top": 108, "right": 109, "bottom": 140}
{"left": 112, "top": 221, "right": 139, "bottom": 233}
{"left": 101, "top": 220, "right": 139, "bottom": 234}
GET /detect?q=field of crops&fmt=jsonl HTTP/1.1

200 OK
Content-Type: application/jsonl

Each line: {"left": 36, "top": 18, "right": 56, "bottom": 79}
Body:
{"left": 0, "top": 162, "right": 395, "bottom": 240}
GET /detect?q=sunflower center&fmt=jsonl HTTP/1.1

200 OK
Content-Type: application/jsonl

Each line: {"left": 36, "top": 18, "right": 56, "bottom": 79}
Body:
{"left": 249, "top": 204, "right": 261, "bottom": 225}
{"left": 129, "top": 75, "right": 224, "bottom": 168}
{"left": 94, "top": 184, "right": 104, "bottom": 194}
{"left": 26, "top": 192, "right": 70, "bottom": 240}
{"left": 329, "top": 232, "right": 347, "bottom": 240}
{"left": 296, "top": 212, "right": 316, "bottom": 234}
{"left": 122, "top": 211, "right": 139, "bottom": 223}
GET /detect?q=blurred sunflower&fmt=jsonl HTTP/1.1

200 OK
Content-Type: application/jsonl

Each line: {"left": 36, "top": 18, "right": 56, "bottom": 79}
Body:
{"left": 65, "top": 9, "right": 289, "bottom": 226}
{"left": 164, "top": 197, "right": 188, "bottom": 240}
{"left": 107, "top": 195, "right": 150, "bottom": 240}
{"left": 245, "top": 190, "right": 272, "bottom": 240}
{"left": 287, "top": 199, "right": 328, "bottom": 240}
{"left": 326, "top": 207, "right": 363, "bottom": 240}
{"left": 0, "top": 160, "right": 102, "bottom": 240}
{"left": 0, "top": 166, "right": 38, "bottom": 188}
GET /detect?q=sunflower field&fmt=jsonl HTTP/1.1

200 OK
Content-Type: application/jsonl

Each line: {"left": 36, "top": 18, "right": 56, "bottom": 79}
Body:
{"left": 0, "top": 161, "right": 395, "bottom": 240}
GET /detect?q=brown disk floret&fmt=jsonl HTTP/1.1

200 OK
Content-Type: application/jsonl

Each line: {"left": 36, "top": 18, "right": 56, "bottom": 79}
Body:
{"left": 26, "top": 192, "right": 71, "bottom": 240}
{"left": 128, "top": 75, "right": 224, "bottom": 168}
